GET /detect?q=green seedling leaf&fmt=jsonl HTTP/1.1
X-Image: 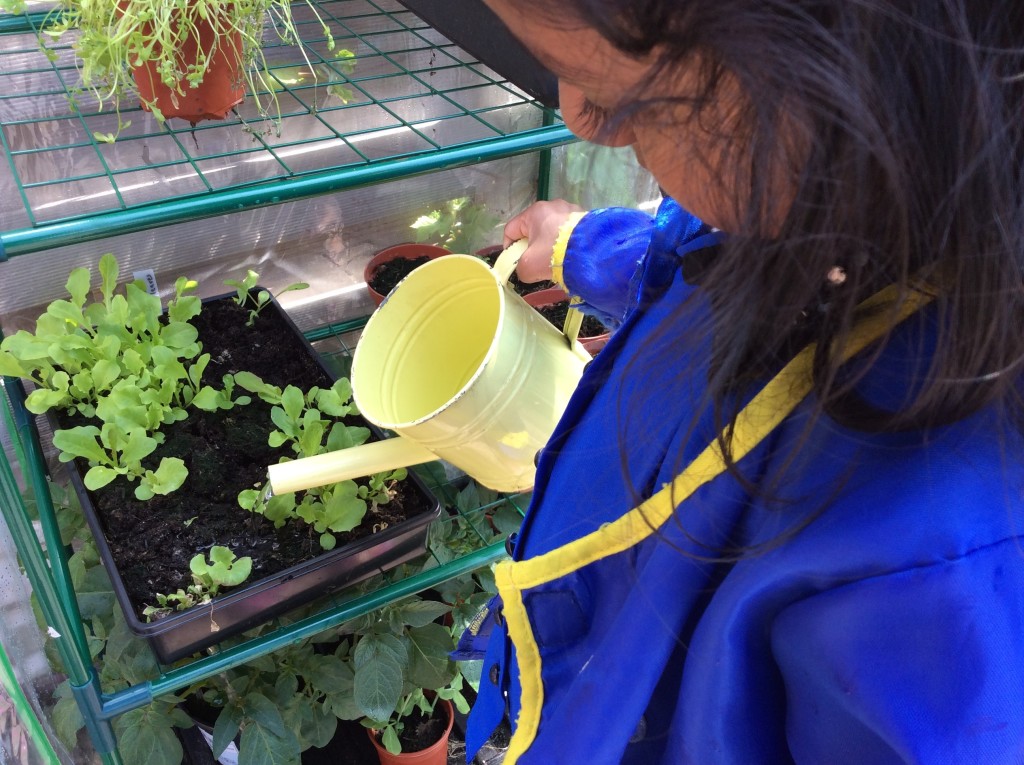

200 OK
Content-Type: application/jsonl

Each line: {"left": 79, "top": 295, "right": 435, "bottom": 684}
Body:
{"left": 280, "top": 385, "right": 304, "bottom": 422}
{"left": 322, "top": 484, "right": 366, "bottom": 533}
{"left": 65, "top": 266, "right": 91, "bottom": 307}
{"left": 143, "top": 457, "right": 188, "bottom": 496}
{"left": 52, "top": 426, "right": 107, "bottom": 463}
{"left": 98, "top": 253, "right": 119, "bottom": 305}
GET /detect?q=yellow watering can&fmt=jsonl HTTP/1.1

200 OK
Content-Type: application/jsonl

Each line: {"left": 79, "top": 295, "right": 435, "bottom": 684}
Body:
{"left": 267, "top": 241, "right": 592, "bottom": 495}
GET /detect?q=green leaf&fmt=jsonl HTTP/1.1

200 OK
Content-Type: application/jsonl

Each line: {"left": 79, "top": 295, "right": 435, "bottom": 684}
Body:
{"left": 65, "top": 266, "right": 92, "bottom": 307}
{"left": 77, "top": 563, "right": 115, "bottom": 620}
{"left": 84, "top": 465, "right": 120, "bottom": 490}
{"left": 405, "top": 623, "right": 456, "bottom": 690}
{"left": 52, "top": 685, "right": 84, "bottom": 750}
{"left": 0, "top": 350, "right": 26, "bottom": 377}
{"left": 190, "top": 386, "right": 223, "bottom": 411}
{"left": 381, "top": 726, "right": 401, "bottom": 755}
{"left": 307, "top": 654, "right": 350, "bottom": 694}
{"left": 239, "top": 696, "right": 301, "bottom": 765}
{"left": 273, "top": 672, "right": 299, "bottom": 706}
{"left": 121, "top": 430, "right": 157, "bottom": 465}
{"left": 144, "top": 457, "right": 188, "bottom": 495}
{"left": 322, "top": 483, "right": 366, "bottom": 533}
{"left": 161, "top": 321, "right": 199, "bottom": 349}
{"left": 281, "top": 385, "right": 304, "bottom": 422}
{"left": 212, "top": 701, "right": 243, "bottom": 758}
{"left": 353, "top": 634, "right": 405, "bottom": 720}
{"left": 52, "top": 426, "right": 106, "bottom": 463}
{"left": 114, "top": 708, "right": 183, "bottom": 765}
{"left": 397, "top": 600, "right": 452, "bottom": 628}
{"left": 98, "top": 253, "right": 119, "bottom": 305}
{"left": 25, "top": 388, "right": 70, "bottom": 415}
{"left": 326, "top": 422, "right": 370, "bottom": 451}
{"left": 287, "top": 701, "right": 336, "bottom": 750}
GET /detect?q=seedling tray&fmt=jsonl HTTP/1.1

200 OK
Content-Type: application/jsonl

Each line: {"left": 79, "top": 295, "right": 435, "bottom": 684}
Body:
{"left": 61, "top": 291, "right": 441, "bottom": 663}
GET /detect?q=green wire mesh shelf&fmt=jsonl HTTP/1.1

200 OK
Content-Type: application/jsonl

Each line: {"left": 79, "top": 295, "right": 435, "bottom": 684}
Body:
{"left": 0, "top": 0, "right": 573, "bottom": 257}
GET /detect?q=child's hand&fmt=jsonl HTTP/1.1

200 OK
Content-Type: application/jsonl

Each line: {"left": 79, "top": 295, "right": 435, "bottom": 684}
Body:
{"left": 504, "top": 200, "right": 585, "bottom": 283}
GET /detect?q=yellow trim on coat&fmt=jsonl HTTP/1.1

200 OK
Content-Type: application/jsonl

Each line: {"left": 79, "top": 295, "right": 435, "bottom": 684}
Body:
{"left": 495, "top": 283, "right": 935, "bottom": 763}
{"left": 550, "top": 212, "right": 587, "bottom": 293}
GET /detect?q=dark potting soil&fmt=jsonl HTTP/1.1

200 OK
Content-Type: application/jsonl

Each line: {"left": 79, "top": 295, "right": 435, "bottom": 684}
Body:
{"left": 370, "top": 251, "right": 554, "bottom": 300}
{"left": 478, "top": 249, "right": 555, "bottom": 296}
{"left": 536, "top": 300, "right": 608, "bottom": 338}
{"left": 368, "top": 255, "right": 432, "bottom": 297}
{"left": 62, "top": 297, "right": 433, "bottom": 619}
{"left": 395, "top": 704, "right": 448, "bottom": 754}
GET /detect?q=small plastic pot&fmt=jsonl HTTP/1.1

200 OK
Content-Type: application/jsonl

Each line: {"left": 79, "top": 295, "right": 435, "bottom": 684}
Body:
{"left": 367, "top": 699, "right": 454, "bottom": 765}
{"left": 525, "top": 288, "right": 611, "bottom": 356}
{"left": 364, "top": 243, "right": 451, "bottom": 306}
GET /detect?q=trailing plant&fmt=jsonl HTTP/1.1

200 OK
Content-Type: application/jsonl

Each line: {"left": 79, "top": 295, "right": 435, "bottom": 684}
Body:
{"left": 235, "top": 373, "right": 407, "bottom": 550}
{"left": 224, "top": 270, "right": 309, "bottom": 327}
{"left": 143, "top": 546, "right": 253, "bottom": 620}
{"left": 410, "top": 196, "right": 501, "bottom": 254}
{"left": 0, "top": 0, "right": 352, "bottom": 141}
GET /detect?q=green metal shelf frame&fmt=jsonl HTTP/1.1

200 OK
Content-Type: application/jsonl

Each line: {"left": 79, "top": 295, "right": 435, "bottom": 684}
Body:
{"left": 0, "top": 316, "right": 529, "bottom": 765}
{"left": 0, "top": 0, "right": 575, "bottom": 258}
{"left": 0, "top": 1, "right": 574, "bottom": 760}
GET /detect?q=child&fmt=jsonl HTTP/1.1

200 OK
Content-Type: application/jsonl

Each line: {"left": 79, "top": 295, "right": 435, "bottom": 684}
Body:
{"left": 462, "top": 0, "right": 1024, "bottom": 763}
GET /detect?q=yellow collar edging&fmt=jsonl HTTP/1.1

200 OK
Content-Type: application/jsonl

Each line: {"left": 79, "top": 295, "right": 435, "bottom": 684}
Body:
{"left": 495, "top": 283, "right": 934, "bottom": 764}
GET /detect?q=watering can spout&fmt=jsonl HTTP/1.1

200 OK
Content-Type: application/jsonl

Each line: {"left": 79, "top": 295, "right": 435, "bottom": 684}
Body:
{"left": 267, "top": 438, "right": 437, "bottom": 495}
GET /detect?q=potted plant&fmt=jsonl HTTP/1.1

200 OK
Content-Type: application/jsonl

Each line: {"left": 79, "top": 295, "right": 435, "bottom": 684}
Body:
{"left": 363, "top": 243, "right": 452, "bottom": 308}
{"left": 0, "top": 0, "right": 352, "bottom": 140}
{"left": 363, "top": 196, "right": 504, "bottom": 307}
{"left": 0, "top": 255, "right": 441, "bottom": 663}
{"left": 527, "top": 289, "right": 612, "bottom": 355}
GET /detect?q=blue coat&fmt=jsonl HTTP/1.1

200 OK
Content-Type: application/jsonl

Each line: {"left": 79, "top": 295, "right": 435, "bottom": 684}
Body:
{"left": 464, "top": 199, "right": 1024, "bottom": 764}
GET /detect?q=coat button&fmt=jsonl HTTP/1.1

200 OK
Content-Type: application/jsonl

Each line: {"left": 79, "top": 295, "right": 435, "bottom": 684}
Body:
{"left": 533, "top": 449, "right": 543, "bottom": 467}
{"left": 489, "top": 663, "right": 501, "bottom": 685}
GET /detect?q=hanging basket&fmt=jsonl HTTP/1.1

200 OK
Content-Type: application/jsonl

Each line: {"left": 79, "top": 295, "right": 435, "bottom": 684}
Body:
{"left": 132, "top": 10, "right": 246, "bottom": 122}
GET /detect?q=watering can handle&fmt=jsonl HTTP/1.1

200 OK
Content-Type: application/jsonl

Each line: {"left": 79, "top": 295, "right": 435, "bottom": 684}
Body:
{"left": 493, "top": 240, "right": 584, "bottom": 348}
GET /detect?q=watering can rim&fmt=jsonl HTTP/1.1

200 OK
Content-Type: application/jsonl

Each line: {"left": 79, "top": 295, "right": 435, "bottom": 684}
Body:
{"left": 351, "top": 252, "right": 513, "bottom": 431}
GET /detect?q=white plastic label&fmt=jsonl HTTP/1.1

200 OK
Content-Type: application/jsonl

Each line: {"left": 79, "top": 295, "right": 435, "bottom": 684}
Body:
{"left": 199, "top": 727, "right": 240, "bottom": 765}
{"left": 132, "top": 269, "right": 159, "bottom": 296}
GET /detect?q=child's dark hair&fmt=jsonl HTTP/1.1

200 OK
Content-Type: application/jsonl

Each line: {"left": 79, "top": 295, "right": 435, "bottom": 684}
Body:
{"left": 522, "top": 0, "right": 1024, "bottom": 548}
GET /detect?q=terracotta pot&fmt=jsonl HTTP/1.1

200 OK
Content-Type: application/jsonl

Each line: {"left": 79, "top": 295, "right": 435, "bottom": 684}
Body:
{"left": 132, "top": 11, "right": 245, "bottom": 122}
{"left": 525, "top": 288, "right": 611, "bottom": 356}
{"left": 476, "top": 245, "right": 555, "bottom": 297}
{"left": 364, "top": 243, "right": 451, "bottom": 306}
{"left": 367, "top": 699, "right": 454, "bottom": 765}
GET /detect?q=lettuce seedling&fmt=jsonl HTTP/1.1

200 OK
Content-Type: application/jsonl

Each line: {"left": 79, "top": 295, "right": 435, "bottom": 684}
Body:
{"left": 235, "top": 375, "right": 405, "bottom": 550}
{"left": 223, "top": 270, "right": 309, "bottom": 327}
{"left": 0, "top": 253, "right": 250, "bottom": 496}
{"left": 143, "top": 546, "right": 252, "bottom": 620}
{"left": 52, "top": 423, "right": 187, "bottom": 500}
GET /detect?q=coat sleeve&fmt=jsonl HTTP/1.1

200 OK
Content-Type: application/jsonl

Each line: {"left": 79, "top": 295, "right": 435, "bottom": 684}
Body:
{"left": 770, "top": 541, "right": 1024, "bottom": 764}
{"left": 557, "top": 207, "right": 655, "bottom": 327}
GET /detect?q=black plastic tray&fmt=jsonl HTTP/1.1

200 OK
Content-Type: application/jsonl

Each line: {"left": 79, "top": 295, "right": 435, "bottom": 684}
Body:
{"left": 61, "top": 292, "right": 441, "bottom": 663}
